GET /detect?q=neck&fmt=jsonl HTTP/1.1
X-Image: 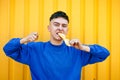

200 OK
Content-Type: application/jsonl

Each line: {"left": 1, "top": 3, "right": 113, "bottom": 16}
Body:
{"left": 50, "top": 38, "right": 63, "bottom": 46}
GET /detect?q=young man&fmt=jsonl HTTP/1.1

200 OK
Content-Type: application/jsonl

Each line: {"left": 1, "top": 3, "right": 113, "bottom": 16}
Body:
{"left": 3, "top": 11, "right": 110, "bottom": 80}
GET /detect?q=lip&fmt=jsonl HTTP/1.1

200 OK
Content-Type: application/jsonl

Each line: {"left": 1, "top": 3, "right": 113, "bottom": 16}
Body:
{"left": 56, "top": 31, "right": 63, "bottom": 34}
{"left": 56, "top": 32, "right": 61, "bottom": 35}
{"left": 56, "top": 33, "right": 60, "bottom": 37}
{"left": 55, "top": 32, "right": 62, "bottom": 39}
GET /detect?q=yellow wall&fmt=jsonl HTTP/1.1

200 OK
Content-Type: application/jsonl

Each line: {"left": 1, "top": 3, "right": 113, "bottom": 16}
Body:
{"left": 0, "top": 0, "right": 120, "bottom": 80}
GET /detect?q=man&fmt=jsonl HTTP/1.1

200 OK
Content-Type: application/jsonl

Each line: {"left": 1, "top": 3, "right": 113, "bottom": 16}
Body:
{"left": 3, "top": 11, "right": 110, "bottom": 80}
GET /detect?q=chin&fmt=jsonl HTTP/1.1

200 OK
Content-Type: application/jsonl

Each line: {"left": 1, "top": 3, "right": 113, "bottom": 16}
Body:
{"left": 56, "top": 38, "right": 62, "bottom": 41}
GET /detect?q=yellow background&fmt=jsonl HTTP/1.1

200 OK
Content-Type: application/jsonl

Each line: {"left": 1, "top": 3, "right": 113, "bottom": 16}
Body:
{"left": 0, "top": 0, "right": 120, "bottom": 80}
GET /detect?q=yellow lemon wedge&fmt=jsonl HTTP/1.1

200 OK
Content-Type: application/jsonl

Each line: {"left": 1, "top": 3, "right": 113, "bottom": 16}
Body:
{"left": 58, "top": 33, "right": 71, "bottom": 46}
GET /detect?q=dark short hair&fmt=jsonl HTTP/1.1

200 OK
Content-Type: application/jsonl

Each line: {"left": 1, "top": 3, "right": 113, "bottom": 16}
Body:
{"left": 50, "top": 11, "right": 69, "bottom": 23}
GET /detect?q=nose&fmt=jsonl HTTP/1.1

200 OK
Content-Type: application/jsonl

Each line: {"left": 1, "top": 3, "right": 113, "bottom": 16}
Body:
{"left": 58, "top": 25, "right": 63, "bottom": 31}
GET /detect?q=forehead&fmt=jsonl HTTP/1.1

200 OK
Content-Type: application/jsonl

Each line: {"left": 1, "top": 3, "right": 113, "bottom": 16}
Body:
{"left": 50, "top": 17, "right": 68, "bottom": 24}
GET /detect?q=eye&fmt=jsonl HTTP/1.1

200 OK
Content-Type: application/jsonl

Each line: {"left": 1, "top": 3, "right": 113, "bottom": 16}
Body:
{"left": 62, "top": 24, "right": 67, "bottom": 27}
{"left": 53, "top": 22, "right": 60, "bottom": 27}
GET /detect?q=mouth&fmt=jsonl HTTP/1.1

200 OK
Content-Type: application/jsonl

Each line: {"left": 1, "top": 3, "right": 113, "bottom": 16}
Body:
{"left": 56, "top": 32, "right": 63, "bottom": 36}
{"left": 56, "top": 32, "right": 63, "bottom": 39}
{"left": 56, "top": 32, "right": 61, "bottom": 35}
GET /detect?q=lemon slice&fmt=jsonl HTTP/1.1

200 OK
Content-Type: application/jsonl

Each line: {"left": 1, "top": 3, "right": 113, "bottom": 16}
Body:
{"left": 58, "top": 33, "right": 71, "bottom": 46}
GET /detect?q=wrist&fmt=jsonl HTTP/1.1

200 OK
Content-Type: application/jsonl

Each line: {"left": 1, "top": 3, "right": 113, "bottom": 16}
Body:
{"left": 20, "top": 38, "right": 27, "bottom": 44}
{"left": 81, "top": 45, "right": 90, "bottom": 52}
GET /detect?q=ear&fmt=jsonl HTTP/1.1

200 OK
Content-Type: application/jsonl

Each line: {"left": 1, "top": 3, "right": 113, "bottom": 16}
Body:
{"left": 48, "top": 25, "right": 51, "bottom": 32}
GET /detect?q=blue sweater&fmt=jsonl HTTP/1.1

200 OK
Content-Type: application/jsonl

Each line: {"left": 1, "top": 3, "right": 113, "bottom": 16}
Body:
{"left": 3, "top": 38, "right": 110, "bottom": 80}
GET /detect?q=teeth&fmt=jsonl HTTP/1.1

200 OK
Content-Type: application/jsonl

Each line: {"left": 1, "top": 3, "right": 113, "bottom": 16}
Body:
{"left": 56, "top": 32, "right": 60, "bottom": 35}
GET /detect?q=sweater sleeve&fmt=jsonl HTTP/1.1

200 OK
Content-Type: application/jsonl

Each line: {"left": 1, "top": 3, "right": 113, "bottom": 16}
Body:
{"left": 81, "top": 44, "right": 110, "bottom": 66}
{"left": 3, "top": 38, "right": 30, "bottom": 65}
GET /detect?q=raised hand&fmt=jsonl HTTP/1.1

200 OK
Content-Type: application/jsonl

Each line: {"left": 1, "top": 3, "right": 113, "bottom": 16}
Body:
{"left": 69, "top": 39, "right": 90, "bottom": 52}
{"left": 20, "top": 32, "right": 38, "bottom": 44}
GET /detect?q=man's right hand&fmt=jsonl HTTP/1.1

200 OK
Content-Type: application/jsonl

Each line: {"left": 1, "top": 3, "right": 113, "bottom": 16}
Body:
{"left": 20, "top": 32, "right": 39, "bottom": 44}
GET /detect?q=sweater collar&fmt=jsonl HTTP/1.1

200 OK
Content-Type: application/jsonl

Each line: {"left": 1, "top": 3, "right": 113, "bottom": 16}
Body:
{"left": 47, "top": 41, "right": 66, "bottom": 49}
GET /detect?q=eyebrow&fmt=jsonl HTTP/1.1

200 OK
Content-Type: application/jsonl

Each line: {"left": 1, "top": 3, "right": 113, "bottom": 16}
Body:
{"left": 53, "top": 22, "right": 59, "bottom": 24}
{"left": 53, "top": 22, "right": 68, "bottom": 25}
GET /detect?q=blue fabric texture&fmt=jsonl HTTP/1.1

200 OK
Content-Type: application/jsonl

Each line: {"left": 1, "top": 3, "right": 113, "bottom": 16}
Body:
{"left": 3, "top": 38, "right": 110, "bottom": 80}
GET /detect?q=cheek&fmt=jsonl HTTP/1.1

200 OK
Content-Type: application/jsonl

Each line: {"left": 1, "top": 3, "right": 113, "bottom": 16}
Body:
{"left": 52, "top": 27, "right": 58, "bottom": 32}
{"left": 49, "top": 27, "right": 57, "bottom": 33}
{"left": 65, "top": 28, "right": 68, "bottom": 33}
